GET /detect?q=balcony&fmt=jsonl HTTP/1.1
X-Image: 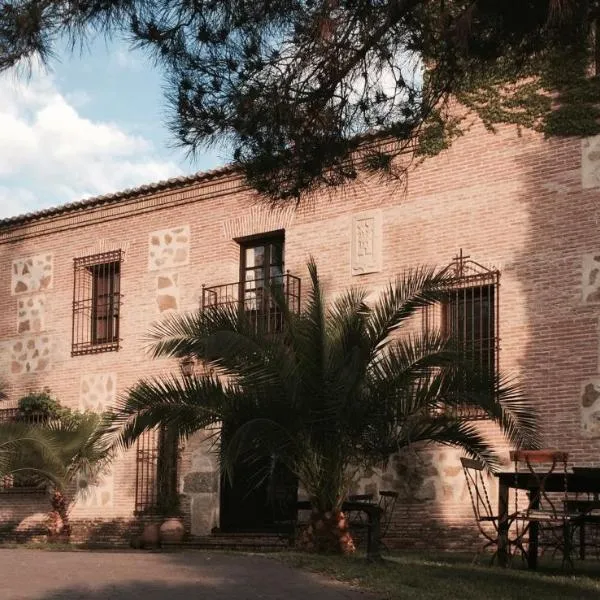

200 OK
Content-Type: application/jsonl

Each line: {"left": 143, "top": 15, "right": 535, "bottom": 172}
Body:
{"left": 202, "top": 273, "right": 301, "bottom": 333}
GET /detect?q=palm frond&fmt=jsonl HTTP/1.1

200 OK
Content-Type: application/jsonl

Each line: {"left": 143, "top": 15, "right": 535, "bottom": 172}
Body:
{"left": 366, "top": 266, "right": 451, "bottom": 356}
{"left": 108, "top": 259, "right": 540, "bottom": 515}
{"left": 390, "top": 415, "right": 502, "bottom": 472}
{"left": 221, "top": 418, "right": 300, "bottom": 485}
{"left": 107, "top": 373, "right": 229, "bottom": 450}
{"left": 299, "top": 257, "right": 327, "bottom": 384}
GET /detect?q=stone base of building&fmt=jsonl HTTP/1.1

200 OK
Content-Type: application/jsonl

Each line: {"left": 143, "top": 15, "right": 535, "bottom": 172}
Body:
{"left": 0, "top": 516, "right": 160, "bottom": 548}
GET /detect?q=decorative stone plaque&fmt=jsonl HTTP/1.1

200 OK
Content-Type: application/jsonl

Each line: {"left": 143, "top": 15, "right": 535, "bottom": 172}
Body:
{"left": 351, "top": 211, "right": 382, "bottom": 276}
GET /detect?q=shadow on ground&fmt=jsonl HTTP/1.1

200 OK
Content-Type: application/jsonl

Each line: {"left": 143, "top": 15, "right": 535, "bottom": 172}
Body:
{"left": 1, "top": 549, "right": 369, "bottom": 600}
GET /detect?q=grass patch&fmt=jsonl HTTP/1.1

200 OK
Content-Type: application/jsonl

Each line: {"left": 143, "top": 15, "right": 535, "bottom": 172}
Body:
{"left": 276, "top": 551, "right": 600, "bottom": 599}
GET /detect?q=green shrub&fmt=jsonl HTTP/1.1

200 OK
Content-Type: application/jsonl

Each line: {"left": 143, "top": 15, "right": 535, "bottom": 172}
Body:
{"left": 18, "top": 390, "right": 61, "bottom": 418}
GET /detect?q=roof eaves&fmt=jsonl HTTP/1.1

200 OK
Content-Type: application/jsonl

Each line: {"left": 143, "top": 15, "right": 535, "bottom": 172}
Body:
{"left": 0, "top": 163, "right": 237, "bottom": 229}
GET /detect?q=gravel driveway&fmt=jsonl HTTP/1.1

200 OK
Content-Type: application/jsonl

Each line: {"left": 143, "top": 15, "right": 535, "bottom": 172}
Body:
{"left": 0, "top": 549, "right": 377, "bottom": 600}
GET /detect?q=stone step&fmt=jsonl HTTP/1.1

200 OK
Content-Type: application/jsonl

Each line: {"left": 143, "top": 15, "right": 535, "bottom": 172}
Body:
{"left": 162, "top": 534, "right": 292, "bottom": 552}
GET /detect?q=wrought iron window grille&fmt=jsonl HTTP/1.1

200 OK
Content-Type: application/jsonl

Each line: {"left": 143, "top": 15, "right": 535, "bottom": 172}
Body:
{"left": 134, "top": 428, "right": 181, "bottom": 515}
{"left": 72, "top": 250, "right": 123, "bottom": 356}
{"left": 134, "top": 429, "right": 159, "bottom": 515}
{"left": 423, "top": 250, "right": 500, "bottom": 420}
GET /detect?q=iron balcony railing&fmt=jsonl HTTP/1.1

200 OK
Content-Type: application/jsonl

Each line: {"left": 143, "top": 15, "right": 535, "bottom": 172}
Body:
{"left": 202, "top": 272, "right": 301, "bottom": 333}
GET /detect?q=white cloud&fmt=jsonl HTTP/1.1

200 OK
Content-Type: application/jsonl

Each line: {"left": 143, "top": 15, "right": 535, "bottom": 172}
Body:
{"left": 115, "top": 49, "right": 143, "bottom": 71}
{"left": 0, "top": 65, "right": 183, "bottom": 219}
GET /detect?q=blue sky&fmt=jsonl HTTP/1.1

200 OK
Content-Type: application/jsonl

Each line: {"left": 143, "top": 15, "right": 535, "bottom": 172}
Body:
{"left": 0, "top": 36, "right": 225, "bottom": 219}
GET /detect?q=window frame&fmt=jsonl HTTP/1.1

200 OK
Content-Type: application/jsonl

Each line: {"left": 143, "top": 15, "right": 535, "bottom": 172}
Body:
{"left": 72, "top": 250, "right": 123, "bottom": 356}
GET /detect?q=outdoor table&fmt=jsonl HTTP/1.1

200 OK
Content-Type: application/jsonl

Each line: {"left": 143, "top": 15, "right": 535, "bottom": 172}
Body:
{"left": 496, "top": 470, "right": 600, "bottom": 569}
{"left": 296, "top": 500, "right": 383, "bottom": 561}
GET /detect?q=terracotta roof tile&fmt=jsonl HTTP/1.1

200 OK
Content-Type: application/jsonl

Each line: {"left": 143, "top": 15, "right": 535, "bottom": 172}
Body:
{"left": 0, "top": 164, "right": 237, "bottom": 229}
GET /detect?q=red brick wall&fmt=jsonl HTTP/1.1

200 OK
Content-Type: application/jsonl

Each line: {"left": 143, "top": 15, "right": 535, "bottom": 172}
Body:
{"left": 1, "top": 120, "right": 598, "bottom": 547}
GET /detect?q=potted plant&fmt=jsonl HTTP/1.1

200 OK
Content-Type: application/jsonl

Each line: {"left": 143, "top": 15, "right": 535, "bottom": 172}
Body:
{"left": 158, "top": 495, "right": 185, "bottom": 544}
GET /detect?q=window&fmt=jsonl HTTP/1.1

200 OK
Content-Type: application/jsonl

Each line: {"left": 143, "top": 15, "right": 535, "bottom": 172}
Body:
{"left": 134, "top": 429, "right": 160, "bottom": 514}
{"left": 442, "top": 284, "right": 496, "bottom": 378}
{"left": 424, "top": 251, "right": 500, "bottom": 419}
{"left": 201, "top": 231, "right": 300, "bottom": 333}
{"left": 239, "top": 232, "right": 285, "bottom": 313}
{"left": 237, "top": 232, "right": 288, "bottom": 332}
{"left": 72, "top": 250, "right": 122, "bottom": 356}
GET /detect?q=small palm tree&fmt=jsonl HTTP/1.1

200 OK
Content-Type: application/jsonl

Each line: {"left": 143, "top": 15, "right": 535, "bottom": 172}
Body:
{"left": 0, "top": 411, "right": 112, "bottom": 541}
{"left": 109, "top": 260, "right": 539, "bottom": 553}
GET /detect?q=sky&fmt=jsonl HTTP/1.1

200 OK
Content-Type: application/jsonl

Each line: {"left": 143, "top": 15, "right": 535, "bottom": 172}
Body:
{"left": 0, "top": 37, "right": 225, "bottom": 220}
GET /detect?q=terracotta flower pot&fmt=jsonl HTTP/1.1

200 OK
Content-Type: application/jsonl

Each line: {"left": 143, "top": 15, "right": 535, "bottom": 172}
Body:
{"left": 159, "top": 518, "right": 185, "bottom": 543}
{"left": 141, "top": 523, "right": 161, "bottom": 548}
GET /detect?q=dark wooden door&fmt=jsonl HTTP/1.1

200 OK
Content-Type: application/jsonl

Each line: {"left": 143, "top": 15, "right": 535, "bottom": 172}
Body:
{"left": 220, "top": 442, "right": 297, "bottom": 532}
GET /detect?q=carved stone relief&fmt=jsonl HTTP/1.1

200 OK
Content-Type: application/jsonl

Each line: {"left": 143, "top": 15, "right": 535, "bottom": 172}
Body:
{"left": 148, "top": 226, "right": 190, "bottom": 271}
{"left": 11, "top": 254, "right": 53, "bottom": 295}
{"left": 351, "top": 211, "right": 382, "bottom": 276}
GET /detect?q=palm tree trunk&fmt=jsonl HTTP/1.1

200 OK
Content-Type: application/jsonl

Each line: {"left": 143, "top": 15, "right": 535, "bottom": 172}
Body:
{"left": 49, "top": 489, "right": 71, "bottom": 542}
{"left": 300, "top": 508, "right": 356, "bottom": 554}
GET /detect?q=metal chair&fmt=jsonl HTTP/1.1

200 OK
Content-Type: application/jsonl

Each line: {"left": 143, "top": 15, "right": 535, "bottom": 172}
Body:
{"left": 378, "top": 490, "right": 398, "bottom": 549}
{"left": 461, "top": 456, "right": 518, "bottom": 564}
{"left": 346, "top": 493, "right": 374, "bottom": 549}
{"left": 510, "top": 450, "right": 582, "bottom": 569}
{"left": 568, "top": 467, "right": 600, "bottom": 560}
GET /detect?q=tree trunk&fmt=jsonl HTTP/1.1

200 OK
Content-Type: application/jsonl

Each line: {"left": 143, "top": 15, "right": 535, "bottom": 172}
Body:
{"left": 299, "top": 508, "right": 356, "bottom": 554}
{"left": 48, "top": 489, "right": 71, "bottom": 542}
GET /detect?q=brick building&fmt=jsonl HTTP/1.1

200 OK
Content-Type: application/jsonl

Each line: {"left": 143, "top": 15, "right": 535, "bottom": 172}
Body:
{"left": 1, "top": 119, "right": 600, "bottom": 549}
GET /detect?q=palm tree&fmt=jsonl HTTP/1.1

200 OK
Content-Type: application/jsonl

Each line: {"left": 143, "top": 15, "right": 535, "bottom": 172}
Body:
{"left": 109, "top": 260, "right": 539, "bottom": 554}
{"left": 0, "top": 411, "right": 112, "bottom": 541}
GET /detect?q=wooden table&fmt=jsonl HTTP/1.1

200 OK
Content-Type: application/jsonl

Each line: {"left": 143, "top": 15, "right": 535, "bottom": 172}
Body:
{"left": 296, "top": 500, "right": 383, "bottom": 560}
{"left": 496, "top": 471, "right": 600, "bottom": 568}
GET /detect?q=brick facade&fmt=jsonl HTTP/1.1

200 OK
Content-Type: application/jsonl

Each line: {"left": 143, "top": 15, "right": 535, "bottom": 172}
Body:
{"left": 1, "top": 120, "right": 600, "bottom": 549}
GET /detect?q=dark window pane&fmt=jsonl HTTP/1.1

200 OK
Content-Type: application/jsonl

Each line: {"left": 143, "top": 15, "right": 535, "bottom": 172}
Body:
{"left": 270, "top": 242, "right": 284, "bottom": 266}
{"left": 442, "top": 284, "right": 495, "bottom": 374}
